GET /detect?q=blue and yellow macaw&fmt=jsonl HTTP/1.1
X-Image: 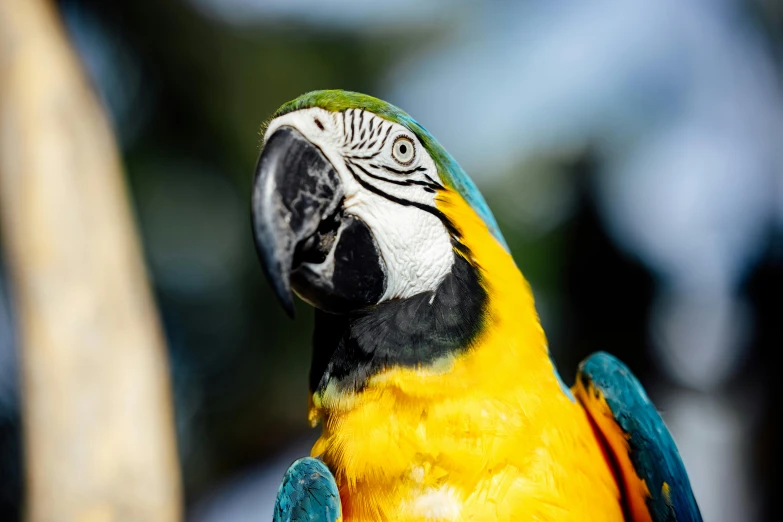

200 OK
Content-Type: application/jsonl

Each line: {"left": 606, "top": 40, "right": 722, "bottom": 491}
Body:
{"left": 251, "top": 90, "right": 702, "bottom": 522}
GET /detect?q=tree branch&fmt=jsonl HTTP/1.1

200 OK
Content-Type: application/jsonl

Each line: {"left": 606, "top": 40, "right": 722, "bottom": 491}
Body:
{"left": 0, "top": 0, "right": 182, "bottom": 520}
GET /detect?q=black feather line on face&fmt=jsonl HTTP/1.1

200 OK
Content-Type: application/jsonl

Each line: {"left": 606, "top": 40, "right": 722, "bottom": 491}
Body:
{"left": 345, "top": 150, "right": 383, "bottom": 160}
{"left": 346, "top": 161, "right": 441, "bottom": 190}
{"left": 378, "top": 124, "right": 392, "bottom": 150}
{"left": 369, "top": 164, "right": 429, "bottom": 176}
{"left": 345, "top": 163, "right": 462, "bottom": 240}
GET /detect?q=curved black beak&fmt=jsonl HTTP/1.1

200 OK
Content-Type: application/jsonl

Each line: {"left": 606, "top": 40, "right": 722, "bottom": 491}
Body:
{"left": 251, "top": 126, "right": 344, "bottom": 317}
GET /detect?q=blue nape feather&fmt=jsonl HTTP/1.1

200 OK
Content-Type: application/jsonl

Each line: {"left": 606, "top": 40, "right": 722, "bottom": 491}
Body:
{"left": 273, "top": 457, "right": 341, "bottom": 522}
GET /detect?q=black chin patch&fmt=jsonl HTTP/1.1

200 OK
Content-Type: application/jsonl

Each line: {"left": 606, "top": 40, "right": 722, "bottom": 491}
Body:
{"left": 332, "top": 216, "right": 386, "bottom": 302}
{"left": 291, "top": 215, "right": 385, "bottom": 314}
{"left": 310, "top": 250, "right": 487, "bottom": 393}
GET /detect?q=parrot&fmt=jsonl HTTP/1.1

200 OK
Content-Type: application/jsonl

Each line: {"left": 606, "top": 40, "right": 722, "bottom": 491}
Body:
{"left": 251, "top": 90, "right": 702, "bottom": 522}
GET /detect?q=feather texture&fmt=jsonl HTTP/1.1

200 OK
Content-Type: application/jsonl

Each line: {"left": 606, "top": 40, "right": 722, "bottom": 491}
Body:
{"left": 274, "top": 457, "right": 342, "bottom": 522}
{"left": 574, "top": 352, "right": 703, "bottom": 522}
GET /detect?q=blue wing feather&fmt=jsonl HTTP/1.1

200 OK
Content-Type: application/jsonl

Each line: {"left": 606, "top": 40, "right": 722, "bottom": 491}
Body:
{"left": 576, "top": 352, "right": 702, "bottom": 522}
{"left": 273, "top": 457, "right": 342, "bottom": 522}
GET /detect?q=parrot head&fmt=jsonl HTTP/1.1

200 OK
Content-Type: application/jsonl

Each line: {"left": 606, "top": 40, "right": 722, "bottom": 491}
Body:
{"left": 252, "top": 90, "right": 528, "bottom": 399}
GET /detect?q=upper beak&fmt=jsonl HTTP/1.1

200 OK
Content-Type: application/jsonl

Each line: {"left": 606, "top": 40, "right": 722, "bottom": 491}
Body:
{"left": 251, "top": 126, "right": 344, "bottom": 317}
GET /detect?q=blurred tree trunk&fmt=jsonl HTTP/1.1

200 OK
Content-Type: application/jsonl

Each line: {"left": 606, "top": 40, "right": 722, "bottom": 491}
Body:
{"left": 0, "top": 0, "right": 182, "bottom": 521}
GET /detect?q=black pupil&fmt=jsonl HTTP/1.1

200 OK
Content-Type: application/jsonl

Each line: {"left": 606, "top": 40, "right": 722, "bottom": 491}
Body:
{"left": 399, "top": 144, "right": 407, "bottom": 154}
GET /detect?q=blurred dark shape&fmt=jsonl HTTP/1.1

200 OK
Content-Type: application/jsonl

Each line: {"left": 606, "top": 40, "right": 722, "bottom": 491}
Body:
{"left": 0, "top": 273, "right": 21, "bottom": 522}
{"left": 0, "top": 274, "right": 18, "bottom": 433}
{"left": 61, "top": 0, "right": 149, "bottom": 147}
{"left": 554, "top": 153, "right": 657, "bottom": 382}
{"left": 744, "top": 243, "right": 783, "bottom": 522}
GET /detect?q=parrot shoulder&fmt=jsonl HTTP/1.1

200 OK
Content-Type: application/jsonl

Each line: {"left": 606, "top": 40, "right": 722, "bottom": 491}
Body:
{"left": 573, "top": 352, "right": 702, "bottom": 522}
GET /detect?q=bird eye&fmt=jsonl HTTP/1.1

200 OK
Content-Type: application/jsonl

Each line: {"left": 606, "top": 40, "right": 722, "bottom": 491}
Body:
{"left": 392, "top": 136, "right": 415, "bottom": 165}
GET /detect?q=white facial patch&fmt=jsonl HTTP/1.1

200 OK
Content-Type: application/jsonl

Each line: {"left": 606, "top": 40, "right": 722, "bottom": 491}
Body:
{"left": 265, "top": 107, "right": 455, "bottom": 301}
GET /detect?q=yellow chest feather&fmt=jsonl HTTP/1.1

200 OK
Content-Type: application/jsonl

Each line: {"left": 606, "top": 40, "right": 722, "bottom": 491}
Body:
{"left": 311, "top": 360, "right": 624, "bottom": 521}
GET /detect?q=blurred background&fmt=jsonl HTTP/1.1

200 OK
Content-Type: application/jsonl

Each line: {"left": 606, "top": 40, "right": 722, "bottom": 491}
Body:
{"left": 0, "top": 0, "right": 781, "bottom": 521}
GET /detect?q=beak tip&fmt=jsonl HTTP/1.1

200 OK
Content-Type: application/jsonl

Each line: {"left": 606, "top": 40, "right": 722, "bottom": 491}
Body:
{"left": 263, "top": 259, "right": 296, "bottom": 319}
{"left": 282, "top": 294, "right": 296, "bottom": 319}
